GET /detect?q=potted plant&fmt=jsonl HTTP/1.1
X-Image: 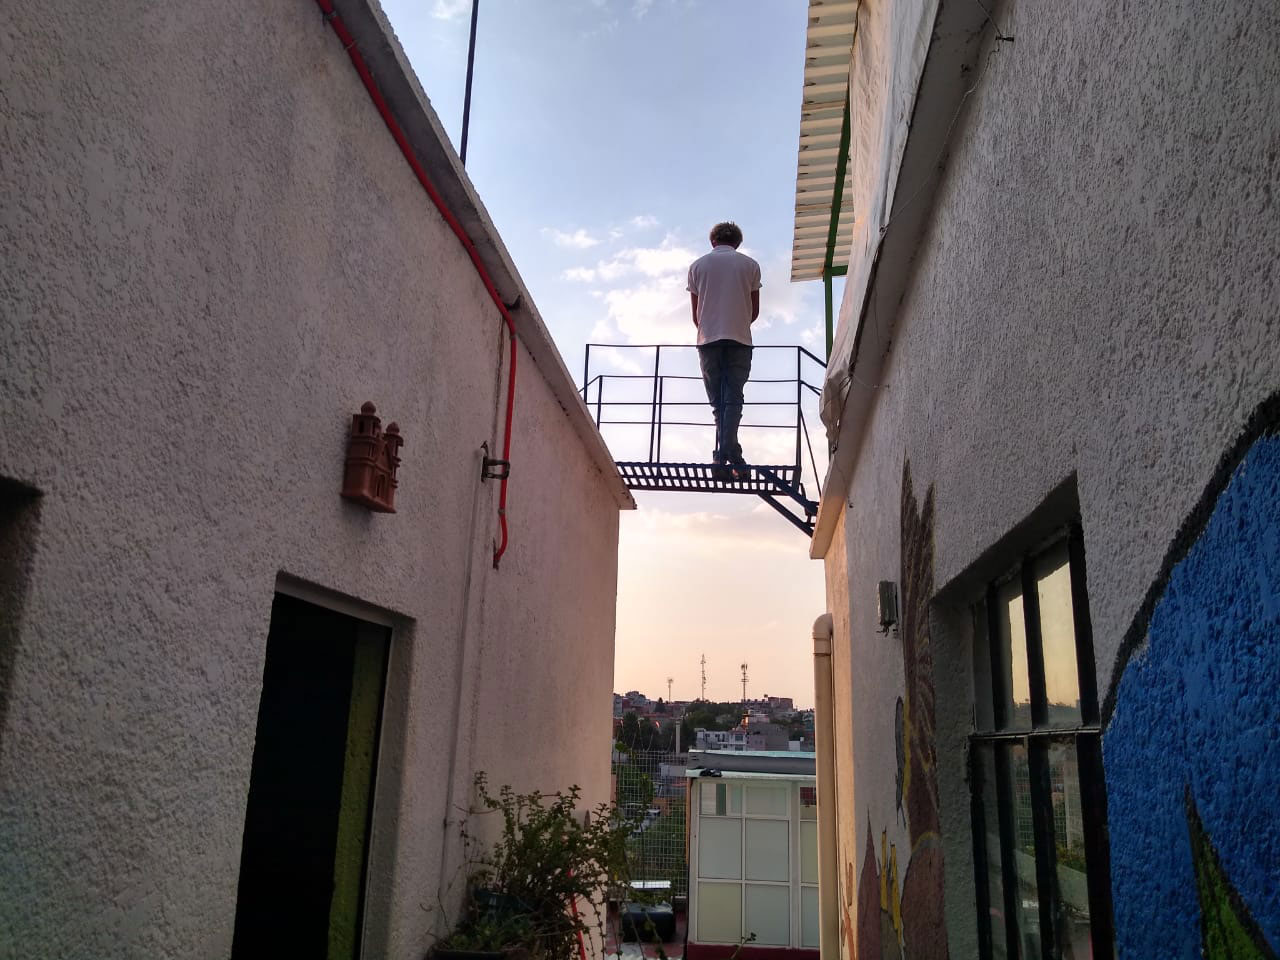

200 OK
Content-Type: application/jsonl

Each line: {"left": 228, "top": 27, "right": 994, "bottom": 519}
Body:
{"left": 429, "top": 773, "right": 647, "bottom": 960}
{"left": 430, "top": 889, "right": 536, "bottom": 960}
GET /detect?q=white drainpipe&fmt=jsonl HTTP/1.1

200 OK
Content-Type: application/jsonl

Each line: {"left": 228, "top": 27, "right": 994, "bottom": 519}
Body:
{"left": 812, "top": 613, "right": 839, "bottom": 959}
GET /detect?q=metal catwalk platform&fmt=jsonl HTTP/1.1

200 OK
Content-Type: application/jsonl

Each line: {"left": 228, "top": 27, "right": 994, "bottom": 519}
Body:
{"left": 582, "top": 344, "right": 826, "bottom": 536}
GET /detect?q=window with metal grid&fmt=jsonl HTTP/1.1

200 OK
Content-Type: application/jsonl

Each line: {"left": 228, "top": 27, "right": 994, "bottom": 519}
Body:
{"left": 968, "top": 525, "right": 1115, "bottom": 960}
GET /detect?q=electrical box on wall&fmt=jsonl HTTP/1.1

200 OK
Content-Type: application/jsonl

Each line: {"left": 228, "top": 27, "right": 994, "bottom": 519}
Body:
{"left": 877, "top": 580, "right": 898, "bottom": 633}
{"left": 341, "top": 402, "right": 403, "bottom": 513}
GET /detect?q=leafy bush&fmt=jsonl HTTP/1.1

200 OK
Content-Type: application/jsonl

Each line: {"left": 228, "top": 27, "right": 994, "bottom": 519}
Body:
{"left": 437, "top": 773, "right": 650, "bottom": 960}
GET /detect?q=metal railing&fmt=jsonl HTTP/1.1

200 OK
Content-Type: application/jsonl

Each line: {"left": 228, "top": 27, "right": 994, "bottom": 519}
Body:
{"left": 580, "top": 343, "right": 827, "bottom": 497}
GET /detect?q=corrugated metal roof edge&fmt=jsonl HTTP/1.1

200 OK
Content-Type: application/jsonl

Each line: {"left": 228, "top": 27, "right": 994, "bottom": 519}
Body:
{"left": 809, "top": 0, "right": 994, "bottom": 558}
{"left": 330, "top": 0, "right": 634, "bottom": 510}
{"left": 789, "top": 0, "right": 858, "bottom": 285}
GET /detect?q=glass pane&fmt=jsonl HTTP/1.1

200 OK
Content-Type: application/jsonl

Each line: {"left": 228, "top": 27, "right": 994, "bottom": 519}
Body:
{"left": 744, "top": 884, "right": 790, "bottom": 945}
{"left": 729, "top": 784, "right": 742, "bottom": 815}
{"left": 800, "top": 820, "right": 818, "bottom": 884}
{"left": 995, "top": 579, "right": 1032, "bottom": 729}
{"left": 745, "top": 819, "right": 789, "bottom": 881}
{"left": 1049, "top": 740, "right": 1091, "bottom": 958}
{"left": 697, "top": 882, "right": 742, "bottom": 943}
{"left": 801, "top": 886, "right": 820, "bottom": 948}
{"left": 701, "top": 781, "right": 727, "bottom": 816}
{"left": 799, "top": 786, "right": 818, "bottom": 820}
{"left": 975, "top": 744, "right": 1008, "bottom": 959}
{"left": 1007, "top": 742, "right": 1043, "bottom": 959}
{"left": 745, "top": 785, "right": 788, "bottom": 816}
{"left": 1035, "top": 543, "right": 1083, "bottom": 726}
{"left": 698, "top": 818, "right": 742, "bottom": 879}
{"left": 973, "top": 600, "right": 995, "bottom": 731}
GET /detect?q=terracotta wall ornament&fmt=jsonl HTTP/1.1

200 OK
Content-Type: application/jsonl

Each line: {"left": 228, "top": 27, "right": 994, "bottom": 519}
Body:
{"left": 340, "top": 402, "right": 403, "bottom": 513}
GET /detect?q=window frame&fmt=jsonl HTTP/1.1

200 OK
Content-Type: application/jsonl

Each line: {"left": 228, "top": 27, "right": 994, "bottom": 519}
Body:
{"left": 968, "top": 524, "right": 1115, "bottom": 960}
{"left": 690, "top": 779, "right": 817, "bottom": 949}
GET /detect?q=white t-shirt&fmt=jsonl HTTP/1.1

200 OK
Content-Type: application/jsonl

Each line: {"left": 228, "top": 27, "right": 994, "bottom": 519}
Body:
{"left": 686, "top": 245, "right": 762, "bottom": 346}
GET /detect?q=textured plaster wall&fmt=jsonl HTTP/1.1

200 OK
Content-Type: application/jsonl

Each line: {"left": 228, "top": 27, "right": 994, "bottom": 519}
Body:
{"left": 0, "top": 2, "right": 620, "bottom": 958}
{"left": 1104, "top": 425, "right": 1280, "bottom": 957}
{"left": 824, "top": 0, "right": 1280, "bottom": 956}
{"left": 821, "top": 510, "right": 857, "bottom": 960}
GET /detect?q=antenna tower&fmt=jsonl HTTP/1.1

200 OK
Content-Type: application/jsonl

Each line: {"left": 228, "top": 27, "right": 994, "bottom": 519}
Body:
{"left": 666, "top": 677, "right": 673, "bottom": 702}
{"left": 700, "top": 655, "right": 707, "bottom": 701}
{"left": 740, "top": 663, "right": 749, "bottom": 704}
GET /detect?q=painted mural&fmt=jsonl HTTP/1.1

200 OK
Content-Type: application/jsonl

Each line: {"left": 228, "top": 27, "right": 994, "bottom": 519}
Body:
{"left": 1104, "top": 393, "right": 1280, "bottom": 959}
{"left": 854, "top": 462, "right": 948, "bottom": 960}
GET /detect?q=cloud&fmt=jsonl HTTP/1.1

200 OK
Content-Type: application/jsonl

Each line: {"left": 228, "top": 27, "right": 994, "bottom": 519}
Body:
{"left": 601, "top": 279, "right": 690, "bottom": 343}
{"left": 542, "top": 227, "right": 601, "bottom": 249}
{"left": 565, "top": 235, "right": 696, "bottom": 282}
{"left": 629, "top": 214, "right": 659, "bottom": 230}
{"left": 581, "top": 16, "right": 620, "bottom": 39}
{"left": 756, "top": 256, "right": 813, "bottom": 328}
{"left": 431, "top": 0, "right": 471, "bottom": 20}
{"left": 633, "top": 0, "right": 654, "bottom": 17}
{"left": 588, "top": 344, "right": 647, "bottom": 376}
{"left": 561, "top": 235, "right": 698, "bottom": 344}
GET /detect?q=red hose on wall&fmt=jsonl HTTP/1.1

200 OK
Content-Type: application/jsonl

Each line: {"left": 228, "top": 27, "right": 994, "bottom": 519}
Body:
{"left": 313, "top": 0, "right": 517, "bottom": 568}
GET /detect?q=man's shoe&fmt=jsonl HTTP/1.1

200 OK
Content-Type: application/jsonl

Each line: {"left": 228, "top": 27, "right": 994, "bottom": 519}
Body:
{"left": 729, "top": 460, "right": 751, "bottom": 482}
{"left": 710, "top": 460, "right": 732, "bottom": 482}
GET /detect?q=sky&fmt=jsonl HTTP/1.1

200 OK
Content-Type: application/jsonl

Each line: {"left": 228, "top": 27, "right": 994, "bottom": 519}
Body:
{"left": 381, "top": 0, "right": 839, "bottom": 708}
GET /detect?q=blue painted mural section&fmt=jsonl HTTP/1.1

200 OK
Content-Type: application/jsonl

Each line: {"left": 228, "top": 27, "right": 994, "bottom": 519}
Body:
{"left": 1105, "top": 433, "right": 1280, "bottom": 958}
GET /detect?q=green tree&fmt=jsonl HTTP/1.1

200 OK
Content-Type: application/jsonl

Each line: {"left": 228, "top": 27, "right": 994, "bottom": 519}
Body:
{"left": 620, "top": 711, "right": 641, "bottom": 750}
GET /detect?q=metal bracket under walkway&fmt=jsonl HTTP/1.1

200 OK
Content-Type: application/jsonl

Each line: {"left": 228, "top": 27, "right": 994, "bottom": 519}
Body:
{"left": 582, "top": 344, "right": 826, "bottom": 537}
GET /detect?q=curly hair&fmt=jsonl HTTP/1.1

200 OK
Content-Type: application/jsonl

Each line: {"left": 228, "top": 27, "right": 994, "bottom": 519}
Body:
{"left": 709, "top": 221, "right": 744, "bottom": 247}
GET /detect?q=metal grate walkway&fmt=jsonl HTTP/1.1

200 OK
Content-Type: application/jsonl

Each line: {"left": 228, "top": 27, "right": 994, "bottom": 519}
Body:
{"left": 616, "top": 462, "right": 796, "bottom": 493}
{"left": 583, "top": 344, "right": 826, "bottom": 537}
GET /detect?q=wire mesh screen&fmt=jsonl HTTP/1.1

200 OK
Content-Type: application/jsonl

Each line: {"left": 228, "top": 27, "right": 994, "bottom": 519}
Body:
{"left": 614, "top": 748, "right": 689, "bottom": 898}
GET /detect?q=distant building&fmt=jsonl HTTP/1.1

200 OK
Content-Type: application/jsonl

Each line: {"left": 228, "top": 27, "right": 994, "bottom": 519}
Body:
{"left": 696, "top": 718, "right": 790, "bottom": 752}
{"left": 685, "top": 751, "right": 819, "bottom": 959}
{"left": 745, "top": 722, "right": 790, "bottom": 751}
{"left": 695, "top": 729, "right": 749, "bottom": 752}
{"left": 765, "top": 695, "right": 795, "bottom": 714}
{"left": 623, "top": 690, "right": 652, "bottom": 712}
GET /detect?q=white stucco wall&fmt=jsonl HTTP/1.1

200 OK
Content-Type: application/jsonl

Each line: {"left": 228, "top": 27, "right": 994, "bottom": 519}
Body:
{"left": 0, "top": 1, "right": 624, "bottom": 957}
{"left": 820, "top": 0, "right": 1280, "bottom": 956}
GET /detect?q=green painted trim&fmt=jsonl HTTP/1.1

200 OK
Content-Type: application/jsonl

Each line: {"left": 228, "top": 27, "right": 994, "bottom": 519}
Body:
{"left": 819, "top": 92, "right": 851, "bottom": 363}
{"left": 823, "top": 272, "right": 834, "bottom": 360}
{"left": 328, "top": 631, "right": 389, "bottom": 960}
{"left": 1186, "top": 789, "right": 1278, "bottom": 959}
{"left": 822, "top": 93, "right": 853, "bottom": 277}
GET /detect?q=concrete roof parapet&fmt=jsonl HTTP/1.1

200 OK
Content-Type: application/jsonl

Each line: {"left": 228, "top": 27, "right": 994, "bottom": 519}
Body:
{"left": 330, "top": 0, "right": 634, "bottom": 509}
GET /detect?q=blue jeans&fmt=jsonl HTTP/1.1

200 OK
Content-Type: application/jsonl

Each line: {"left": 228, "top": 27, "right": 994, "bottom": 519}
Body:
{"left": 697, "top": 339, "right": 752, "bottom": 462}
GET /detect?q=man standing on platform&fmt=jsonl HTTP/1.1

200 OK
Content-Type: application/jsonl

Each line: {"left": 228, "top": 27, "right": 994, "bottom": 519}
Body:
{"left": 687, "top": 221, "right": 761, "bottom": 481}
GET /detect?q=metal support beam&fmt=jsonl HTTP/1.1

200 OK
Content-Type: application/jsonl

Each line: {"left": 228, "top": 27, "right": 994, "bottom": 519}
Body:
{"left": 822, "top": 94, "right": 852, "bottom": 278}
{"left": 823, "top": 271, "right": 834, "bottom": 359}
{"left": 759, "top": 494, "right": 815, "bottom": 537}
{"left": 820, "top": 92, "right": 851, "bottom": 361}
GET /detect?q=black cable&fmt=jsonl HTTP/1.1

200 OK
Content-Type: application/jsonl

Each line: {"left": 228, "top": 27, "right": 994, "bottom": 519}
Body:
{"left": 460, "top": 0, "right": 480, "bottom": 165}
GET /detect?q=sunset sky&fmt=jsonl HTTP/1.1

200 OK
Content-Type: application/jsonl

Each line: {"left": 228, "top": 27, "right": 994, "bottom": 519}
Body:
{"left": 382, "top": 0, "right": 839, "bottom": 707}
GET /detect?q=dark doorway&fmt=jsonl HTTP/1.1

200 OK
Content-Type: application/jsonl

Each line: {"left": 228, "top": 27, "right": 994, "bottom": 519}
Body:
{"left": 0, "top": 477, "right": 41, "bottom": 751}
{"left": 232, "top": 592, "right": 391, "bottom": 960}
